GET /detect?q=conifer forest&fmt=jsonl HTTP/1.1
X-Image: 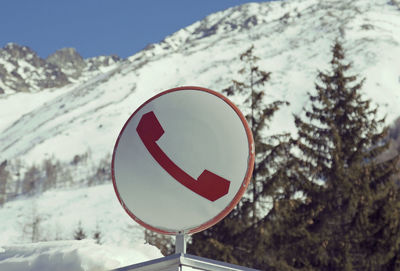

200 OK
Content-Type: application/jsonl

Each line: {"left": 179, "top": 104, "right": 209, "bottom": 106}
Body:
{"left": 146, "top": 42, "right": 400, "bottom": 271}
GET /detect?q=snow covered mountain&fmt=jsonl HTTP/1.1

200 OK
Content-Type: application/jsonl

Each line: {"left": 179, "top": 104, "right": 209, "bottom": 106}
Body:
{"left": 0, "top": 43, "right": 122, "bottom": 95}
{"left": 1, "top": 0, "right": 400, "bottom": 165}
{"left": 0, "top": 0, "right": 400, "bottom": 269}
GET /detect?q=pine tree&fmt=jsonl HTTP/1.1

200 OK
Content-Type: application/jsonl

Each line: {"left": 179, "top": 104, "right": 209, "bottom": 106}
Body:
{"left": 188, "top": 45, "right": 291, "bottom": 266}
{"left": 93, "top": 224, "right": 102, "bottom": 245}
{"left": 74, "top": 221, "right": 87, "bottom": 240}
{"left": 22, "top": 164, "right": 42, "bottom": 195}
{"left": 266, "top": 42, "right": 400, "bottom": 270}
{"left": 0, "top": 160, "right": 9, "bottom": 206}
{"left": 224, "top": 45, "right": 290, "bottom": 220}
{"left": 22, "top": 201, "right": 42, "bottom": 243}
{"left": 42, "top": 158, "right": 60, "bottom": 191}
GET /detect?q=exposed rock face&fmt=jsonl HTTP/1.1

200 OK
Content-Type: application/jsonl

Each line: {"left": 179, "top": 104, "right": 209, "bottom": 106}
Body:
{"left": 0, "top": 43, "right": 122, "bottom": 94}
{"left": 86, "top": 55, "right": 120, "bottom": 71}
{"left": 47, "top": 48, "right": 87, "bottom": 79}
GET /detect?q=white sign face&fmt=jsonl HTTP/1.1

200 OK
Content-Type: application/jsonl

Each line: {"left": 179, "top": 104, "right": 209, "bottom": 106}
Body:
{"left": 112, "top": 86, "right": 254, "bottom": 234}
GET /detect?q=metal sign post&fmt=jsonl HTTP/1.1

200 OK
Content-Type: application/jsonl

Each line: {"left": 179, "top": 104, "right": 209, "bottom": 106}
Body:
{"left": 175, "top": 233, "right": 186, "bottom": 254}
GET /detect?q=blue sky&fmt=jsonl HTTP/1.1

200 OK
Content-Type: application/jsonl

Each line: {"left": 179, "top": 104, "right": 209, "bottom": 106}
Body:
{"left": 1, "top": 0, "right": 270, "bottom": 59}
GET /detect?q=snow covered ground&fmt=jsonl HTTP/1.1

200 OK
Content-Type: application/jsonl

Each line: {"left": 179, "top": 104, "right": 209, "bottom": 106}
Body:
{"left": 0, "top": 184, "right": 162, "bottom": 270}
{"left": 0, "top": 240, "right": 160, "bottom": 271}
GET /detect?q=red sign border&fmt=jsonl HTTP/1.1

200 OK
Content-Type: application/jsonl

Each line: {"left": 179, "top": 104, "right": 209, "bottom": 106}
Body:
{"left": 111, "top": 86, "right": 255, "bottom": 235}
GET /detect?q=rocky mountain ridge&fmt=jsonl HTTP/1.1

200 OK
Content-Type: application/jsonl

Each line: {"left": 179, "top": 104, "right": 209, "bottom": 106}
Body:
{"left": 0, "top": 0, "right": 399, "bottom": 164}
{"left": 0, "top": 43, "right": 122, "bottom": 94}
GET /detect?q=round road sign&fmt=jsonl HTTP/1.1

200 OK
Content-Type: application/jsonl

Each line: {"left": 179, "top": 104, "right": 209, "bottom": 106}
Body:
{"left": 112, "top": 86, "right": 254, "bottom": 234}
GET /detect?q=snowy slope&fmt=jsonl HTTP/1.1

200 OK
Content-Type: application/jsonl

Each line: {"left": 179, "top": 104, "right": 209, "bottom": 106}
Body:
{"left": 0, "top": 184, "right": 162, "bottom": 270}
{"left": 1, "top": 0, "right": 399, "bottom": 164}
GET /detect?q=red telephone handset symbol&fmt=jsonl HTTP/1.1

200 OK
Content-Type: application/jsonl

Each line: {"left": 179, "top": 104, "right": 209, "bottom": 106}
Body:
{"left": 136, "top": 111, "right": 230, "bottom": 201}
